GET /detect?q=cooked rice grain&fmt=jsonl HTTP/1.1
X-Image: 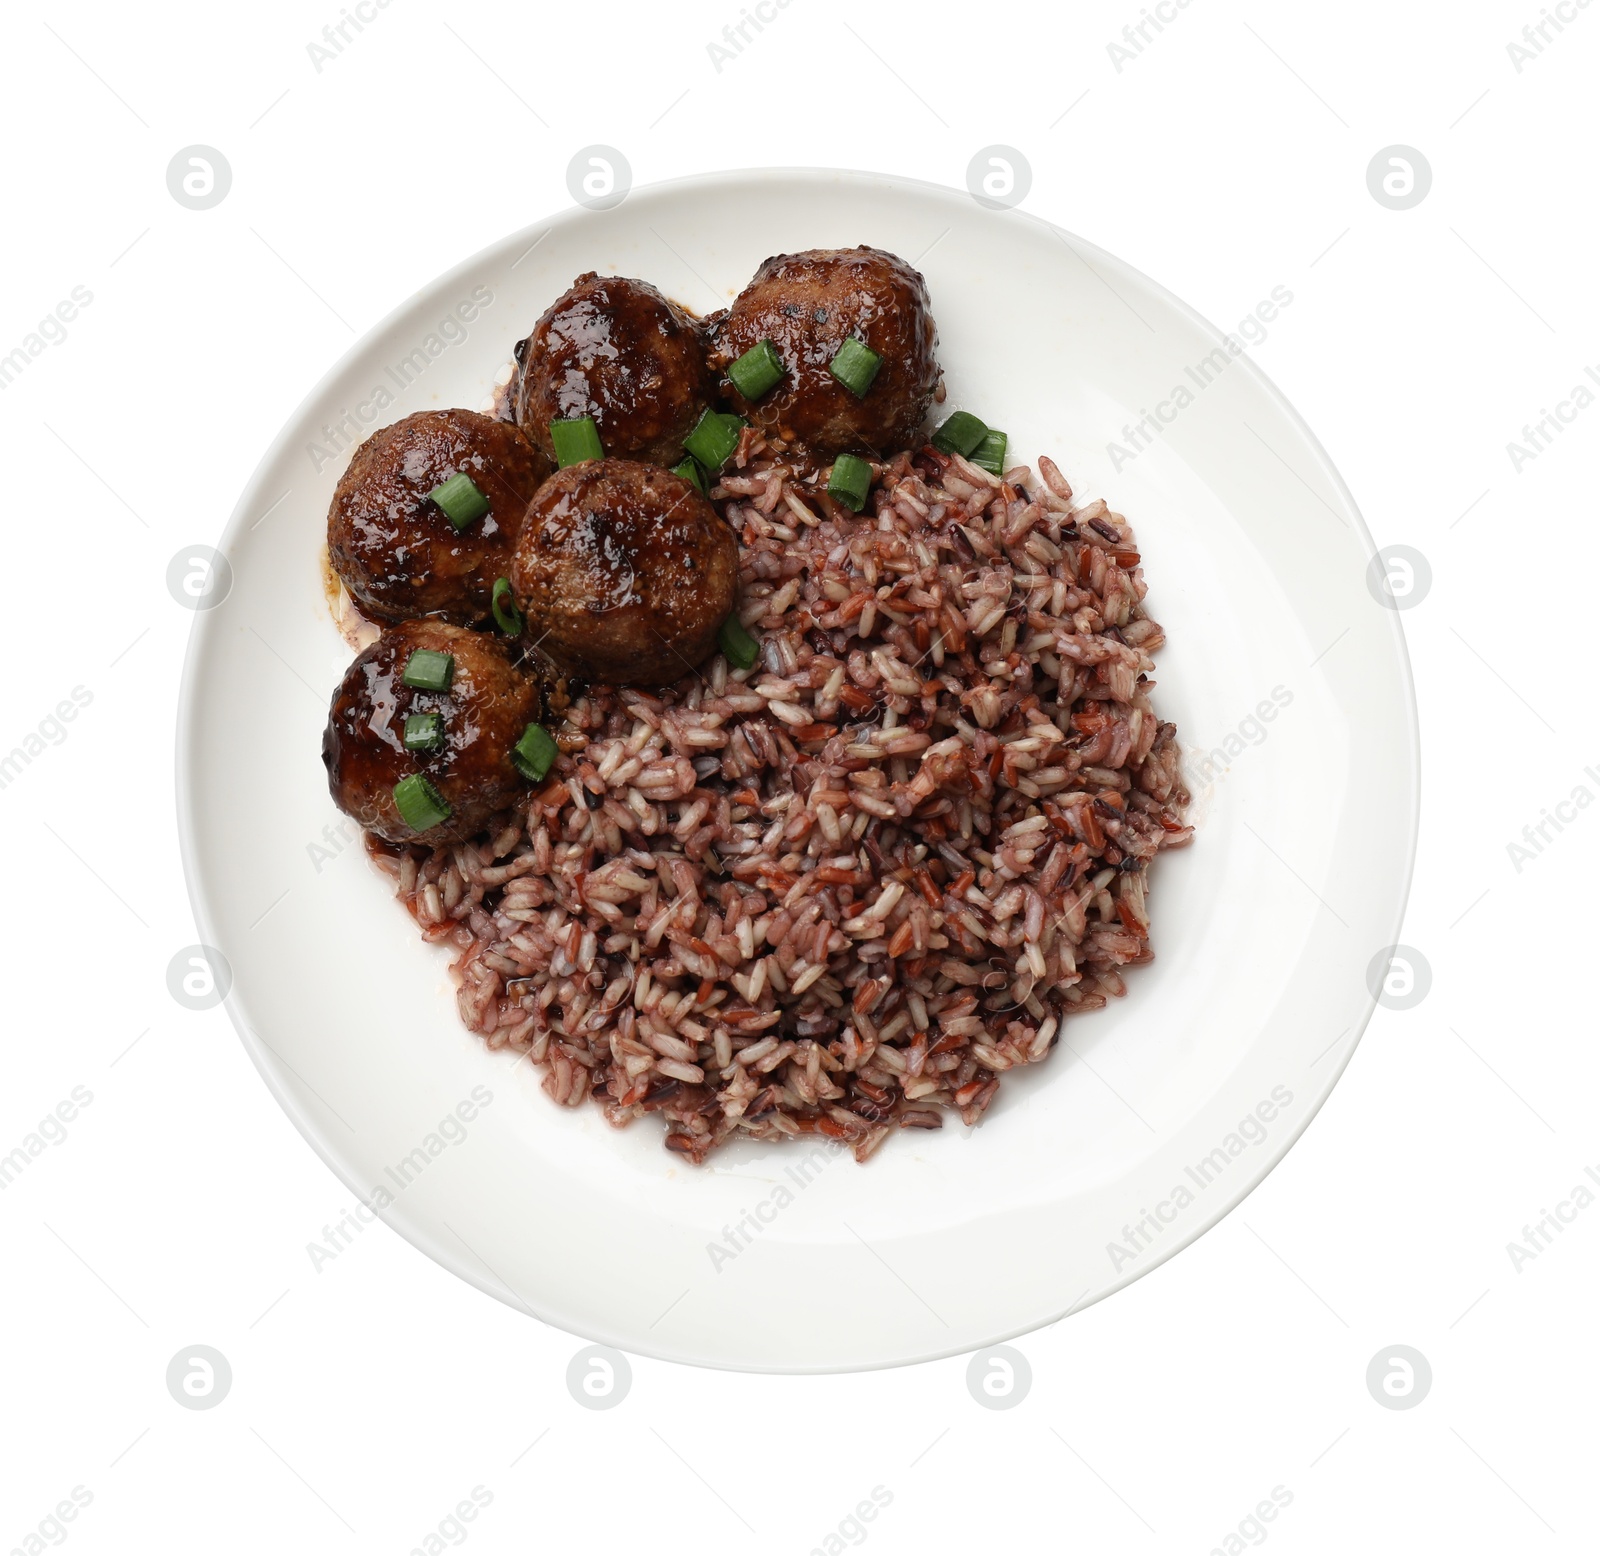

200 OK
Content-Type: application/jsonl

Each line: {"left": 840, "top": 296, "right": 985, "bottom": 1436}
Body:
{"left": 372, "top": 441, "right": 1192, "bottom": 1163}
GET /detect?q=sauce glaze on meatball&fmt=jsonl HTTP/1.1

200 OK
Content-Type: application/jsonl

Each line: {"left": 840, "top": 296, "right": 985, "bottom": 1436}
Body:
{"left": 322, "top": 620, "right": 541, "bottom": 845}
{"left": 707, "top": 246, "right": 940, "bottom": 459}
{"left": 510, "top": 459, "right": 737, "bottom": 688}
{"left": 512, "top": 273, "right": 715, "bottom": 468}
{"left": 327, "top": 410, "right": 551, "bottom": 626}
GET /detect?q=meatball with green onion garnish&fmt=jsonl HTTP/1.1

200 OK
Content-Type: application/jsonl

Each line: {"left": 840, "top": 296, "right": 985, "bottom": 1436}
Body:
{"left": 707, "top": 246, "right": 940, "bottom": 459}
{"left": 510, "top": 458, "right": 738, "bottom": 688}
{"left": 327, "top": 410, "right": 551, "bottom": 627}
{"left": 322, "top": 620, "right": 545, "bottom": 845}
{"left": 513, "top": 273, "right": 717, "bottom": 469}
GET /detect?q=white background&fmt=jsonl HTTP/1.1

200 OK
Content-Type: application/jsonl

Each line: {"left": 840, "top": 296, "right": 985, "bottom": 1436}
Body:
{"left": 2, "top": 0, "right": 1596, "bottom": 1551}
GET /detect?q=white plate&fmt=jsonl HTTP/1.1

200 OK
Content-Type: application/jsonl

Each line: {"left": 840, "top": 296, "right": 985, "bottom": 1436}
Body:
{"left": 178, "top": 168, "right": 1417, "bottom": 1373}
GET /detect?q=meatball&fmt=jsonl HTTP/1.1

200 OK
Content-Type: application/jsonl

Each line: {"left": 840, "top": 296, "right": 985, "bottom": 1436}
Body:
{"left": 322, "top": 620, "right": 542, "bottom": 846}
{"left": 513, "top": 273, "right": 715, "bottom": 467}
{"left": 708, "top": 246, "right": 940, "bottom": 459}
{"left": 510, "top": 459, "right": 737, "bottom": 687}
{"left": 327, "top": 410, "right": 551, "bottom": 626}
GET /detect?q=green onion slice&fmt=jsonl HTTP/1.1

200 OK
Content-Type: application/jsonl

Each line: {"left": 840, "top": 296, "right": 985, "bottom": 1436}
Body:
{"left": 728, "top": 339, "right": 784, "bottom": 401}
{"left": 827, "top": 453, "right": 873, "bottom": 513}
{"left": 970, "top": 429, "right": 1008, "bottom": 476}
{"left": 401, "top": 649, "right": 454, "bottom": 693}
{"left": 670, "top": 457, "right": 705, "bottom": 493}
{"left": 550, "top": 416, "right": 604, "bottom": 468}
{"left": 683, "top": 408, "right": 744, "bottom": 471}
{"left": 512, "top": 722, "right": 559, "bottom": 782}
{"left": 718, "top": 614, "right": 760, "bottom": 670}
{"left": 828, "top": 338, "right": 882, "bottom": 398}
{"left": 931, "top": 411, "right": 989, "bottom": 458}
{"left": 428, "top": 472, "right": 491, "bottom": 532}
{"left": 392, "top": 773, "right": 451, "bottom": 833}
{"left": 491, "top": 576, "right": 523, "bottom": 636}
{"left": 403, "top": 712, "right": 444, "bottom": 752}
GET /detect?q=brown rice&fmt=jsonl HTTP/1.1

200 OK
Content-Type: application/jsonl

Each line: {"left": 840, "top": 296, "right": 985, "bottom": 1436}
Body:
{"left": 371, "top": 433, "right": 1192, "bottom": 1163}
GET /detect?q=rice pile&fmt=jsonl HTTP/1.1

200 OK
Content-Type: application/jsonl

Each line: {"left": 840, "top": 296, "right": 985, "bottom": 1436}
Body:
{"left": 372, "top": 437, "right": 1192, "bottom": 1163}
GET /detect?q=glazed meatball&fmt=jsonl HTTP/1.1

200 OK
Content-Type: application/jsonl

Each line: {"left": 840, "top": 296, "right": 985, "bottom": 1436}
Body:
{"left": 513, "top": 273, "right": 715, "bottom": 467}
{"left": 510, "top": 459, "right": 737, "bottom": 687}
{"left": 327, "top": 410, "right": 551, "bottom": 626}
{"left": 322, "top": 620, "right": 542, "bottom": 846}
{"left": 708, "top": 246, "right": 940, "bottom": 459}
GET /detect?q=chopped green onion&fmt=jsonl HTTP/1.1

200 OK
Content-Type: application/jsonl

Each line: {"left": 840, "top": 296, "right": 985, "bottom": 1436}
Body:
{"left": 491, "top": 576, "right": 523, "bottom": 636}
{"left": 392, "top": 773, "right": 451, "bottom": 832}
{"left": 670, "top": 457, "right": 705, "bottom": 493}
{"left": 828, "top": 338, "right": 882, "bottom": 398}
{"left": 403, "top": 712, "right": 444, "bottom": 752}
{"left": 970, "top": 429, "right": 1008, "bottom": 476}
{"left": 428, "top": 472, "right": 491, "bottom": 532}
{"left": 512, "top": 722, "right": 558, "bottom": 782}
{"left": 718, "top": 614, "right": 760, "bottom": 670}
{"left": 827, "top": 453, "right": 873, "bottom": 513}
{"left": 728, "top": 339, "right": 785, "bottom": 401}
{"left": 931, "top": 411, "right": 989, "bottom": 458}
{"left": 401, "top": 649, "right": 454, "bottom": 693}
{"left": 550, "top": 416, "right": 604, "bottom": 468}
{"left": 683, "top": 408, "right": 744, "bottom": 470}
